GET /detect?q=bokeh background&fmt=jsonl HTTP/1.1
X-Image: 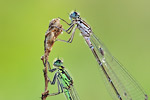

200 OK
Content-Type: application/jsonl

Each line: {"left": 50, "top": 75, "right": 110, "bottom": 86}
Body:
{"left": 0, "top": 0, "right": 150, "bottom": 100}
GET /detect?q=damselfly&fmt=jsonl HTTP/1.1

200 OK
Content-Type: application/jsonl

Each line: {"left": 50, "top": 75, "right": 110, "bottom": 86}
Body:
{"left": 48, "top": 58, "right": 80, "bottom": 100}
{"left": 58, "top": 11, "right": 148, "bottom": 100}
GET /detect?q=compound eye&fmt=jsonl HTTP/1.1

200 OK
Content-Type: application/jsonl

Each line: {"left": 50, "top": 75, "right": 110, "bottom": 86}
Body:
{"left": 56, "top": 60, "right": 61, "bottom": 63}
{"left": 74, "top": 12, "right": 77, "bottom": 15}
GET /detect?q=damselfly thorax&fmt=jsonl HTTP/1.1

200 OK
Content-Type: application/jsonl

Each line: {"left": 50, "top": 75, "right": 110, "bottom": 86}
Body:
{"left": 75, "top": 18, "right": 92, "bottom": 37}
{"left": 73, "top": 18, "right": 94, "bottom": 48}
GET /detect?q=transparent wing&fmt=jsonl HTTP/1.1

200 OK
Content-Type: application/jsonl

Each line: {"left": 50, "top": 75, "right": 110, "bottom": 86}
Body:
{"left": 63, "top": 86, "right": 80, "bottom": 100}
{"left": 90, "top": 33, "right": 148, "bottom": 100}
{"left": 67, "top": 85, "right": 80, "bottom": 100}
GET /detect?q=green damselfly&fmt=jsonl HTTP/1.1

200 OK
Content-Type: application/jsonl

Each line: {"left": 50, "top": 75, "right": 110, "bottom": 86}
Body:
{"left": 58, "top": 11, "right": 148, "bottom": 100}
{"left": 48, "top": 58, "right": 80, "bottom": 100}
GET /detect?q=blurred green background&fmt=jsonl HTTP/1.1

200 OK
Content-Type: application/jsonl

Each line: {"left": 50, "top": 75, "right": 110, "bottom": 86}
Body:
{"left": 0, "top": 0, "right": 150, "bottom": 100}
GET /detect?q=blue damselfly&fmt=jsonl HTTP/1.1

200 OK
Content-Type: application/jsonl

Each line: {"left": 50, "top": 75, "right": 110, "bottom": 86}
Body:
{"left": 57, "top": 11, "right": 148, "bottom": 100}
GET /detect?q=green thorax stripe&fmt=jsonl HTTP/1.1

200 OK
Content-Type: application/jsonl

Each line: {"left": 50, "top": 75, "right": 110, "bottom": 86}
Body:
{"left": 58, "top": 69, "right": 73, "bottom": 88}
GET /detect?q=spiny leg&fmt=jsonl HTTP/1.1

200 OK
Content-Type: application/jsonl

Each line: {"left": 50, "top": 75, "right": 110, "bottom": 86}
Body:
{"left": 47, "top": 71, "right": 58, "bottom": 84}
{"left": 48, "top": 78, "right": 63, "bottom": 96}
{"left": 47, "top": 71, "right": 63, "bottom": 95}
{"left": 58, "top": 17, "right": 72, "bottom": 25}
{"left": 56, "top": 25, "right": 77, "bottom": 43}
{"left": 49, "top": 68, "right": 57, "bottom": 72}
{"left": 66, "top": 24, "right": 75, "bottom": 34}
{"left": 59, "top": 23, "right": 75, "bottom": 34}
{"left": 58, "top": 17, "right": 77, "bottom": 34}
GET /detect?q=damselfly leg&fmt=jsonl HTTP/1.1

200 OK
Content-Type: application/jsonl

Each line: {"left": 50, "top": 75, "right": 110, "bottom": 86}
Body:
{"left": 56, "top": 26, "right": 77, "bottom": 43}
{"left": 58, "top": 17, "right": 73, "bottom": 25}
{"left": 47, "top": 74, "right": 63, "bottom": 96}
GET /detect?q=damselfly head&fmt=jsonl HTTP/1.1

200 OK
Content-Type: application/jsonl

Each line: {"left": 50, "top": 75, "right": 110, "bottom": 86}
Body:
{"left": 69, "top": 11, "right": 80, "bottom": 20}
{"left": 53, "top": 58, "right": 63, "bottom": 67}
